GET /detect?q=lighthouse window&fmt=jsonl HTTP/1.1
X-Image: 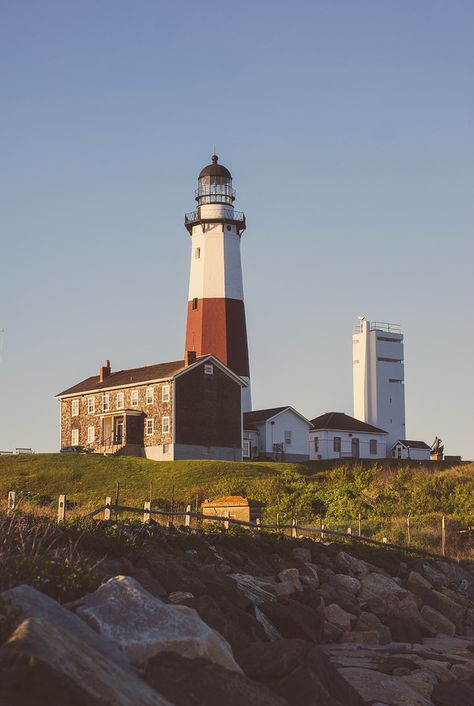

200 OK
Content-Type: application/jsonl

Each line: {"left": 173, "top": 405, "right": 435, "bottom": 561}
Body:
{"left": 195, "top": 247, "right": 200, "bottom": 259}
{"left": 192, "top": 298, "right": 198, "bottom": 310}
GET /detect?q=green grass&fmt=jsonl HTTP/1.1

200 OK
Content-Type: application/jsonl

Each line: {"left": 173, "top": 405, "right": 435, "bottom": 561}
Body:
{"left": 0, "top": 453, "right": 303, "bottom": 512}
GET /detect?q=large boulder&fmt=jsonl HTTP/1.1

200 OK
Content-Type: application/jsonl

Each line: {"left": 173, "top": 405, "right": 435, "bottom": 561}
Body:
{"left": 324, "top": 603, "right": 354, "bottom": 633}
{"left": 145, "top": 652, "right": 286, "bottom": 706}
{"left": 339, "top": 667, "right": 433, "bottom": 706}
{"left": 335, "top": 551, "right": 370, "bottom": 576}
{"left": 238, "top": 638, "right": 365, "bottom": 706}
{"left": 0, "top": 585, "right": 171, "bottom": 706}
{"left": 75, "top": 576, "right": 241, "bottom": 671}
{"left": 420, "top": 605, "right": 456, "bottom": 637}
{"left": 359, "top": 572, "right": 408, "bottom": 603}
{"left": 260, "top": 596, "right": 324, "bottom": 643}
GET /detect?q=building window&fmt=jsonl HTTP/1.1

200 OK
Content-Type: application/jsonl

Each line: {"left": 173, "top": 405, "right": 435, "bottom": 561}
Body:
{"left": 116, "top": 392, "right": 124, "bottom": 409}
{"left": 333, "top": 436, "right": 341, "bottom": 453}
{"left": 146, "top": 387, "right": 154, "bottom": 405}
{"left": 87, "top": 426, "right": 95, "bottom": 444}
{"left": 162, "top": 416, "right": 170, "bottom": 434}
{"left": 378, "top": 357, "right": 402, "bottom": 363}
{"left": 243, "top": 440, "right": 251, "bottom": 458}
{"left": 162, "top": 385, "right": 170, "bottom": 403}
{"left": 87, "top": 397, "right": 95, "bottom": 414}
{"left": 195, "top": 247, "right": 201, "bottom": 259}
{"left": 204, "top": 364, "right": 213, "bottom": 375}
{"left": 71, "top": 399, "right": 79, "bottom": 417}
{"left": 146, "top": 418, "right": 154, "bottom": 436}
{"left": 369, "top": 439, "right": 377, "bottom": 455}
{"left": 131, "top": 390, "right": 139, "bottom": 407}
{"left": 163, "top": 443, "right": 169, "bottom": 453}
{"left": 284, "top": 430, "right": 292, "bottom": 445}
{"left": 314, "top": 437, "right": 319, "bottom": 452}
{"left": 192, "top": 298, "right": 198, "bottom": 310}
{"left": 71, "top": 429, "right": 79, "bottom": 445}
{"left": 102, "top": 394, "right": 110, "bottom": 412}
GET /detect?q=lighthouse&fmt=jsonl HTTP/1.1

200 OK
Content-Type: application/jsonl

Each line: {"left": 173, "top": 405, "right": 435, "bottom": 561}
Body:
{"left": 184, "top": 155, "right": 251, "bottom": 411}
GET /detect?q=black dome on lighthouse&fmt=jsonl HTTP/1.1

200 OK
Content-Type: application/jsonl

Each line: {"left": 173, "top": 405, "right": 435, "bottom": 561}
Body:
{"left": 199, "top": 155, "right": 232, "bottom": 180}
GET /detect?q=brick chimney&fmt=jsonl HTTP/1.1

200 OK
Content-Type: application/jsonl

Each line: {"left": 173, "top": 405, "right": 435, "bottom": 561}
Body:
{"left": 99, "top": 360, "right": 111, "bottom": 383}
{"left": 184, "top": 350, "right": 196, "bottom": 367}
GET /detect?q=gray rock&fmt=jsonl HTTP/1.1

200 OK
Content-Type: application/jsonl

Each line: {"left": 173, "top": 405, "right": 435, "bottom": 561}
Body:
{"left": 435, "top": 561, "right": 473, "bottom": 587}
{"left": 420, "top": 605, "right": 456, "bottom": 636}
{"left": 331, "top": 574, "right": 361, "bottom": 594}
{"left": 292, "top": 546, "right": 312, "bottom": 563}
{"left": 145, "top": 652, "right": 286, "bottom": 706}
{"left": 230, "top": 573, "right": 277, "bottom": 605}
{"left": 341, "top": 630, "right": 379, "bottom": 644}
{"left": 299, "top": 562, "right": 320, "bottom": 588}
{"left": 167, "top": 592, "right": 194, "bottom": 604}
{"left": 359, "top": 572, "right": 408, "bottom": 602}
{"left": 408, "top": 571, "right": 433, "bottom": 590}
{"left": 419, "top": 659, "right": 453, "bottom": 682}
{"left": 356, "top": 611, "right": 391, "bottom": 643}
{"left": 75, "top": 576, "right": 241, "bottom": 671}
{"left": 277, "top": 568, "right": 303, "bottom": 592}
{"left": 335, "top": 551, "right": 369, "bottom": 576}
{"left": 450, "top": 661, "right": 474, "bottom": 680}
{"left": 0, "top": 585, "right": 171, "bottom": 706}
{"left": 323, "top": 620, "right": 343, "bottom": 643}
{"left": 324, "top": 603, "right": 354, "bottom": 632}
{"left": 401, "top": 669, "right": 437, "bottom": 699}
{"left": 339, "top": 667, "right": 433, "bottom": 706}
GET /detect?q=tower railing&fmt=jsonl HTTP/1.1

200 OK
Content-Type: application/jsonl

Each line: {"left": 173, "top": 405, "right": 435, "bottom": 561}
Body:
{"left": 185, "top": 209, "right": 246, "bottom": 226}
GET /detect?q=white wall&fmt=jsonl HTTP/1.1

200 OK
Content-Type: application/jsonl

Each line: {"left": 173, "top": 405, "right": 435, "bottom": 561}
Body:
{"left": 353, "top": 319, "right": 406, "bottom": 453}
{"left": 188, "top": 220, "right": 244, "bottom": 301}
{"left": 263, "top": 409, "right": 310, "bottom": 458}
{"left": 309, "top": 429, "right": 387, "bottom": 460}
{"left": 392, "top": 444, "right": 430, "bottom": 461}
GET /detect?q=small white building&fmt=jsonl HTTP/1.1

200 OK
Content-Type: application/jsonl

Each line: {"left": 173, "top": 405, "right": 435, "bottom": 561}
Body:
{"left": 391, "top": 440, "right": 431, "bottom": 461}
{"left": 243, "top": 406, "right": 311, "bottom": 462}
{"left": 309, "top": 412, "right": 388, "bottom": 460}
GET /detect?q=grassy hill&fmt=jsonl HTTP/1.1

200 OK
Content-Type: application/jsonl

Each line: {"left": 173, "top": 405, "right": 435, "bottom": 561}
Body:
{"left": 0, "top": 453, "right": 300, "bottom": 512}
{"left": 1, "top": 455, "right": 474, "bottom": 555}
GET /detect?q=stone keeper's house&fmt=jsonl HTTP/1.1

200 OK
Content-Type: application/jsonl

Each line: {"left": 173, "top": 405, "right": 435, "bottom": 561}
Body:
{"left": 55, "top": 352, "right": 246, "bottom": 461}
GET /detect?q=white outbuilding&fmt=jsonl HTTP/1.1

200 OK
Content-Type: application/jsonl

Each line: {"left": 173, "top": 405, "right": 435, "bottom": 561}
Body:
{"left": 309, "top": 412, "right": 388, "bottom": 460}
{"left": 243, "top": 406, "right": 311, "bottom": 462}
{"left": 391, "top": 440, "right": 431, "bottom": 461}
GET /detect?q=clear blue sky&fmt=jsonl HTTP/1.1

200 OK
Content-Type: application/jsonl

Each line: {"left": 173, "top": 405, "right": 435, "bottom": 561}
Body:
{"left": 1, "top": 1, "right": 473, "bottom": 458}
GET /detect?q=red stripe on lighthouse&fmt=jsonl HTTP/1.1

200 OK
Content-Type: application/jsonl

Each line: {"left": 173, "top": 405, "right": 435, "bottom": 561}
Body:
{"left": 185, "top": 298, "right": 250, "bottom": 378}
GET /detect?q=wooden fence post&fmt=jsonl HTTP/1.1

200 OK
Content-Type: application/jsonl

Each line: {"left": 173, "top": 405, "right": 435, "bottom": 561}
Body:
{"left": 382, "top": 537, "right": 387, "bottom": 544}
{"left": 114, "top": 482, "right": 120, "bottom": 521}
{"left": 7, "top": 491, "right": 16, "bottom": 511}
{"left": 321, "top": 522, "right": 325, "bottom": 541}
{"left": 104, "top": 496, "right": 112, "bottom": 521}
{"left": 441, "top": 515, "right": 446, "bottom": 556}
{"left": 291, "top": 518, "right": 297, "bottom": 538}
{"left": 358, "top": 512, "right": 361, "bottom": 536}
{"left": 143, "top": 501, "right": 151, "bottom": 524}
{"left": 256, "top": 517, "right": 261, "bottom": 531}
{"left": 347, "top": 527, "right": 352, "bottom": 536}
{"left": 224, "top": 511, "right": 230, "bottom": 530}
{"left": 406, "top": 515, "right": 411, "bottom": 546}
{"left": 185, "top": 504, "right": 191, "bottom": 527}
{"left": 57, "top": 494, "right": 66, "bottom": 523}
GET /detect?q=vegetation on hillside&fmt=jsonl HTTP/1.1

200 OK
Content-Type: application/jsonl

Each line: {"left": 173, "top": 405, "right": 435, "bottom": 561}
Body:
{"left": 1, "top": 454, "right": 473, "bottom": 555}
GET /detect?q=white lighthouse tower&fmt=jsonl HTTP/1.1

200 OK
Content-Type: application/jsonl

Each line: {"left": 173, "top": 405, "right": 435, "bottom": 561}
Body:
{"left": 352, "top": 317, "right": 406, "bottom": 452}
{"left": 184, "top": 155, "right": 251, "bottom": 411}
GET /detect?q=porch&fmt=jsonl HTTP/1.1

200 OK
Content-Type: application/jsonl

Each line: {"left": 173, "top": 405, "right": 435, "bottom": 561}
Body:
{"left": 97, "top": 409, "right": 144, "bottom": 455}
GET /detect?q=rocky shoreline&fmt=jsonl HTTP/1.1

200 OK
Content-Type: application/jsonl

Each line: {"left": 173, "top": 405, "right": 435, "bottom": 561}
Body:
{"left": 2, "top": 526, "right": 474, "bottom": 705}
